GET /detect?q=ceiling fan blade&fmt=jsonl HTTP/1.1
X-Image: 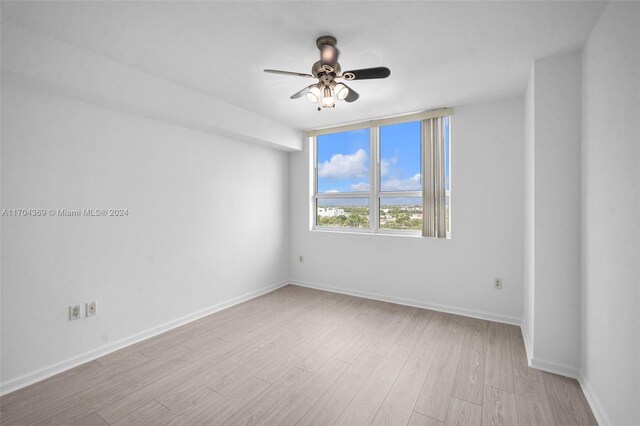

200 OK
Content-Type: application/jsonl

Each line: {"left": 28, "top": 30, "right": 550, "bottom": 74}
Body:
{"left": 264, "top": 69, "right": 314, "bottom": 78}
{"left": 290, "top": 85, "right": 313, "bottom": 99}
{"left": 344, "top": 85, "right": 359, "bottom": 103}
{"left": 342, "top": 67, "right": 391, "bottom": 80}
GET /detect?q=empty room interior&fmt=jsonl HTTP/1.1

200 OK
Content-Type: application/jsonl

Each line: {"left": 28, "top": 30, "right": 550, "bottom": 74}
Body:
{"left": 1, "top": 1, "right": 639, "bottom": 425}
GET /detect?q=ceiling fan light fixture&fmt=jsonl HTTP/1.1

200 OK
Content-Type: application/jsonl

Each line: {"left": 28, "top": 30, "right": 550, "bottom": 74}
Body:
{"left": 334, "top": 83, "right": 349, "bottom": 101}
{"left": 306, "top": 83, "right": 322, "bottom": 103}
{"left": 322, "top": 85, "right": 335, "bottom": 108}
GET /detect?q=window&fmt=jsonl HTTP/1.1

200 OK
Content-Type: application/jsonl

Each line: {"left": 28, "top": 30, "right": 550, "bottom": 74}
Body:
{"left": 316, "top": 129, "right": 371, "bottom": 229}
{"left": 311, "top": 110, "right": 452, "bottom": 237}
{"left": 379, "top": 121, "right": 423, "bottom": 231}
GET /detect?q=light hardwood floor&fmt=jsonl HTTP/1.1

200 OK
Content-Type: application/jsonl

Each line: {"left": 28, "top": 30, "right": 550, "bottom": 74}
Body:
{"left": 0, "top": 285, "right": 597, "bottom": 425}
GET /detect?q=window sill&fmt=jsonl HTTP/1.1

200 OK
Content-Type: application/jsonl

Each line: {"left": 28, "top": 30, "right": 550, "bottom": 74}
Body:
{"left": 311, "top": 227, "right": 422, "bottom": 238}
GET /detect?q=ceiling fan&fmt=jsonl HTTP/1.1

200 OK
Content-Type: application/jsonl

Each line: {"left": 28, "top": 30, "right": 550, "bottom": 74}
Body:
{"left": 264, "top": 35, "right": 391, "bottom": 110}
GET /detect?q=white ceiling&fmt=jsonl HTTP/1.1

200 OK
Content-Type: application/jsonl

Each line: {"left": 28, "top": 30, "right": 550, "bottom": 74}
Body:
{"left": 2, "top": 1, "right": 606, "bottom": 131}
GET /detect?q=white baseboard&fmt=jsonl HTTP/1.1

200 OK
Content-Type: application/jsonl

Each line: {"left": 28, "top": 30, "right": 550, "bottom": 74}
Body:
{"left": 521, "top": 322, "right": 606, "bottom": 424}
{"left": 0, "top": 280, "right": 289, "bottom": 396}
{"left": 520, "top": 323, "right": 580, "bottom": 379}
{"left": 291, "top": 279, "right": 521, "bottom": 326}
{"left": 578, "top": 374, "right": 610, "bottom": 426}
{"left": 528, "top": 357, "right": 580, "bottom": 379}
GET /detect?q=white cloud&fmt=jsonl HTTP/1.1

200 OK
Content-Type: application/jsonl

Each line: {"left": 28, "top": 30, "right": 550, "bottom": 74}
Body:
{"left": 350, "top": 182, "right": 370, "bottom": 191}
{"left": 380, "top": 156, "right": 397, "bottom": 177}
{"left": 382, "top": 173, "right": 421, "bottom": 191}
{"left": 325, "top": 189, "right": 339, "bottom": 193}
{"left": 318, "top": 149, "right": 368, "bottom": 179}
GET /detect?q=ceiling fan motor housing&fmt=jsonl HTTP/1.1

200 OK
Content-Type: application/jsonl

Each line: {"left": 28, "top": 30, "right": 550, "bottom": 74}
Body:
{"left": 316, "top": 35, "right": 339, "bottom": 70}
{"left": 312, "top": 61, "right": 341, "bottom": 83}
{"left": 316, "top": 35, "right": 337, "bottom": 49}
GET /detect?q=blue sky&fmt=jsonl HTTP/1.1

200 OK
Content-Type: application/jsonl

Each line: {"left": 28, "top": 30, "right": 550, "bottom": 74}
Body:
{"left": 317, "top": 121, "right": 423, "bottom": 193}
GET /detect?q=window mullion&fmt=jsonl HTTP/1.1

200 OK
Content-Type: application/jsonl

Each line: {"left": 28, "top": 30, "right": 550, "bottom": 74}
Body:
{"left": 370, "top": 126, "right": 380, "bottom": 232}
{"left": 316, "top": 192, "right": 370, "bottom": 199}
{"left": 312, "top": 136, "right": 318, "bottom": 229}
{"left": 379, "top": 191, "right": 422, "bottom": 198}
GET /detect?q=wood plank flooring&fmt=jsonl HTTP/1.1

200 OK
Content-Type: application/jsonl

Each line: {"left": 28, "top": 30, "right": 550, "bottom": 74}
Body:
{"left": 0, "top": 285, "right": 597, "bottom": 425}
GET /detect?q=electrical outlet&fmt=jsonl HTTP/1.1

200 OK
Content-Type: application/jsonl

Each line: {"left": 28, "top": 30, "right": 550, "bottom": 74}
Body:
{"left": 299, "top": 255, "right": 304, "bottom": 263}
{"left": 86, "top": 301, "right": 96, "bottom": 317}
{"left": 69, "top": 305, "right": 81, "bottom": 320}
{"left": 494, "top": 278, "right": 503, "bottom": 289}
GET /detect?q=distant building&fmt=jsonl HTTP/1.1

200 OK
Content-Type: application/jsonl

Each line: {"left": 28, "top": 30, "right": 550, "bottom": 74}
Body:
{"left": 317, "top": 207, "right": 346, "bottom": 217}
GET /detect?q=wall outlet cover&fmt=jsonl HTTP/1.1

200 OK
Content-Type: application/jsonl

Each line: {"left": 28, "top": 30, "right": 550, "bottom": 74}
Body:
{"left": 86, "top": 301, "right": 96, "bottom": 317}
{"left": 69, "top": 305, "right": 81, "bottom": 320}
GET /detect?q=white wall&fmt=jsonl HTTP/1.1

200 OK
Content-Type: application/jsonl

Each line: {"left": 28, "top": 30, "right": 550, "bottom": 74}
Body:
{"left": 581, "top": 2, "right": 640, "bottom": 424}
{"left": 290, "top": 98, "right": 525, "bottom": 323}
{"left": 526, "top": 51, "right": 583, "bottom": 375}
{"left": 0, "top": 83, "right": 291, "bottom": 392}
{"left": 523, "top": 68, "right": 535, "bottom": 352}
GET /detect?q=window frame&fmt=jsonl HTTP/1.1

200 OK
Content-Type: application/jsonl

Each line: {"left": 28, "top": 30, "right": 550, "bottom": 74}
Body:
{"left": 312, "top": 128, "right": 374, "bottom": 234}
{"left": 305, "top": 108, "right": 454, "bottom": 239}
{"left": 312, "top": 122, "right": 428, "bottom": 236}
